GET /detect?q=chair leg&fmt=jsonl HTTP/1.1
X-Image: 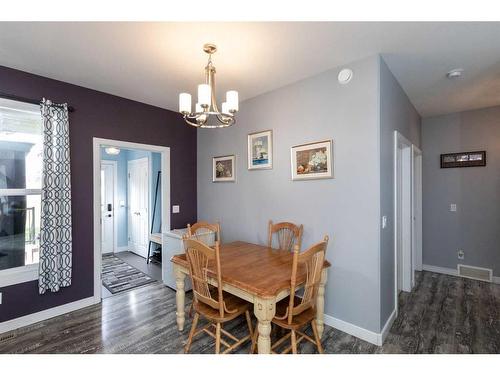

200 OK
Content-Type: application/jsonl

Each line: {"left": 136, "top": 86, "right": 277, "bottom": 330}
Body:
{"left": 245, "top": 310, "right": 254, "bottom": 338}
{"left": 291, "top": 330, "right": 298, "bottom": 354}
{"left": 184, "top": 312, "right": 199, "bottom": 353}
{"left": 311, "top": 320, "right": 324, "bottom": 354}
{"left": 188, "top": 302, "right": 193, "bottom": 318}
{"left": 249, "top": 324, "right": 258, "bottom": 354}
{"left": 215, "top": 323, "right": 221, "bottom": 354}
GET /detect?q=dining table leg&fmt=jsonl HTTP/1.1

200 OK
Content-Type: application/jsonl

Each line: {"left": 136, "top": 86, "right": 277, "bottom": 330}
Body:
{"left": 174, "top": 265, "right": 186, "bottom": 331}
{"left": 254, "top": 297, "right": 276, "bottom": 354}
{"left": 316, "top": 268, "right": 327, "bottom": 338}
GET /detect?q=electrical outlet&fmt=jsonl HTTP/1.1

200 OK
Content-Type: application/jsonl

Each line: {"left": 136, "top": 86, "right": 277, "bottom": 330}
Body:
{"left": 450, "top": 204, "right": 457, "bottom": 212}
{"left": 381, "top": 216, "right": 387, "bottom": 229}
{"left": 458, "top": 250, "right": 465, "bottom": 260}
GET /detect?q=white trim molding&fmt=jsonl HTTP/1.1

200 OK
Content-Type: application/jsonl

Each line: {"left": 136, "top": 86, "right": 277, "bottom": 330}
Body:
{"left": 115, "top": 246, "right": 129, "bottom": 253}
{"left": 0, "top": 264, "right": 38, "bottom": 288}
{"left": 0, "top": 296, "right": 99, "bottom": 335}
{"left": 323, "top": 309, "right": 396, "bottom": 346}
{"left": 380, "top": 309, "right": 397, "bottom": 344}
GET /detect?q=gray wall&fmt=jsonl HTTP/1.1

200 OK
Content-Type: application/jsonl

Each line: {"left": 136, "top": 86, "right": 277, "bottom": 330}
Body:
{"left": 422, "top": 106, "right": 500, "bottom": 276}
{"left": 198, "top": 56, "right": 382, "bottom": 332}
{"left": 379, "top": 58, "right": 421, "bottom": 328}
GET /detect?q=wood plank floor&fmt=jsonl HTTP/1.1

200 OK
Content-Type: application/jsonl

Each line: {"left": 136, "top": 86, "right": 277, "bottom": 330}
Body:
{"left": 1, "top": 271, "right": 499, "bottom": 354}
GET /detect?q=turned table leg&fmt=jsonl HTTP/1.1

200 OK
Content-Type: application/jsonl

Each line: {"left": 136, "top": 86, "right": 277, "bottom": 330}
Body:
{"left": 174, "top": 265, "right": 187, "bottom": 331}
{"left": 254, "top": 297, "right": 276, "bottom": 354}
{"left": 316, "top": 268, "right": 327, "bottom": 338}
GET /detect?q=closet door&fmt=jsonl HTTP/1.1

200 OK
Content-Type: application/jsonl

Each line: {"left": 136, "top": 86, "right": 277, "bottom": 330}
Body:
{"left": 128, "top": 158, "right": 149, "bottom": 258}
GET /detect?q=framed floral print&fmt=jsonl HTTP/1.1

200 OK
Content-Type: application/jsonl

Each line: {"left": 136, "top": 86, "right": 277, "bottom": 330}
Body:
{"left": 248, "top": 130, "right": 273, "bottom": 170}
{"left": 291, "top": 140, "right": 333, "bottom": 181}
{"left": 213, "top": 155, "right": 236, "bottom": 182}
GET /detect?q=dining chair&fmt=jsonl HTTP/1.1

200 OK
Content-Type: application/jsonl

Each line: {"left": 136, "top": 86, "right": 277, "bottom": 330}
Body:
{"left": 187, "top": 221, "right": 221, "bottom": 247}
{"left": 184, "top": 221, "right": 221, "bottom": 318}
{"left": 268, "top": 220, "right": 303, "bottom": 251}
{"left": 184, "top": 238, "right": 255, "bottom": 354}
{"left": 252, "top": 235, "right": 328, "bottom": 354}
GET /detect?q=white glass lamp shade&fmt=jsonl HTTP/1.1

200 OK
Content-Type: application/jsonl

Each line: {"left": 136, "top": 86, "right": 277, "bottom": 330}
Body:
{"left": 196, "top": 103, "right": 207, "bottom": 123}
{"left": 105, "top": 147, "right": 120, "bottom": 155}
{"left": 226, "top": 90, "right": 239, "bottom": 112}
{"left": 198, "top": 84, "right": 211, "bottom": 107}
{"left": 179, "top": 93, "right": 192, "bottom": 114}
{"left": 221, "top": 102, "right": 230, "bottom": 115}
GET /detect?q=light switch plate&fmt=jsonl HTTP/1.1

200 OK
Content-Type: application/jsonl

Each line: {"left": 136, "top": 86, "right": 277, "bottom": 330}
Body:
{"left": 0, "top": 292, "right": 2, "bottom": 304}
{"left": 172, "top": 205, "right": 180, "bottom": 214}
{"left": 382, "top": 216, "right": 387, "bottom": 229}
{"left": 450, "top": 204, "right": 457, "bottom": 212}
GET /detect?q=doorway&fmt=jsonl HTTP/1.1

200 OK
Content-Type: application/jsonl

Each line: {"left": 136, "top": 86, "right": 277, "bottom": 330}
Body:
{"left": 394, "top": 131, "right": 422, "bottom": 313}
{"left": 93, "top": 138, "right": 170, "bottom": 300}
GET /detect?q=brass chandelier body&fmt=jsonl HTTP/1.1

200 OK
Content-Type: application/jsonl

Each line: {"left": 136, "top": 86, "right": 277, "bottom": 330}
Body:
{"left": 180, "top": 44, "right": 238, "bottom": 129}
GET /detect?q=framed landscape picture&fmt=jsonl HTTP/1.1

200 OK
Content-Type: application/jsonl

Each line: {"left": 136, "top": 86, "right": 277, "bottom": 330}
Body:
{"left": 440, "top": 151, "right": 486, "bottom": 168}
{"left": 248, "top": 130, "right": 273, "bottom": 170}
{"left": 213, "top": 155, "right": 236, "bottom": 182}
{"left": 291, "top": 140, "right": 333, "bottom": 181}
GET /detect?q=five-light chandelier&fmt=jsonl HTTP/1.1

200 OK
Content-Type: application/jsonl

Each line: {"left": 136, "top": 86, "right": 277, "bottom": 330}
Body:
{"left": 179, "top": 43, "right": 238, "bottom": 128}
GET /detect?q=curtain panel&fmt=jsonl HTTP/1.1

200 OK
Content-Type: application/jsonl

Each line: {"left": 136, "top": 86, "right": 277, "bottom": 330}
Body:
{"left": 38, "top": 99, "right": 72, "bottom": 294}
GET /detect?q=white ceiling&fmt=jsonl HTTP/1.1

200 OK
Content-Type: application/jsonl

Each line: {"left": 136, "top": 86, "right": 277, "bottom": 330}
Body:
{"left": 1, "top": 22, "right": 500, "bottom": 117}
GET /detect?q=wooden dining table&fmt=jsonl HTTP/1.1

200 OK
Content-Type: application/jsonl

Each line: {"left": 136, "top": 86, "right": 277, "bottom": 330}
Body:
{"left": 171, "top": 241, "right": 330, "bottom": 354}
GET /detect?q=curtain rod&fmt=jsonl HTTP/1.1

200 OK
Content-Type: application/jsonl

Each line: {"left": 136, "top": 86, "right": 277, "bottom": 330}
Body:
{"left": 0, "top": 92, "right": 75, "bottom": 113}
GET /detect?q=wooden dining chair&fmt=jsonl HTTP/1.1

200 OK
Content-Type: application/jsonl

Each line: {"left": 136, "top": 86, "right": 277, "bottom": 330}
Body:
{"left": 187, "top": 221, "right": 221, "bottom": 247}
{"left": 268, "top": 220, "right": 303, "bottom": 251}
{"left": 252, "top": 235, "right": 328, "bottom": 354}
{"left": 184, "top": 221, "right": 221, "bottom": 318}
{"left": 184, "top": 238, "right": 255, "bottom": 354}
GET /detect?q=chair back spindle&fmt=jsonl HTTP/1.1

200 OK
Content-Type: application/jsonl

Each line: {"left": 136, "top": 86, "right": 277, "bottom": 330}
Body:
{"left": 184, "top": 239, "right": 225, "bottom": 318}
{"left": 268, "top": 220, "right": 303, "bottom": 252}
{"left": 288, "top": 236, "right": 329, "bottom": 324}
{"left": 187, "top": 221, "right": 221, "bottom": 247}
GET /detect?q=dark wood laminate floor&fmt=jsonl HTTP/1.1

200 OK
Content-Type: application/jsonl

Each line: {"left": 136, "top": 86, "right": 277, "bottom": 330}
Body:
{"left": 1, "top": 271, "right": 499, "bottom": 354}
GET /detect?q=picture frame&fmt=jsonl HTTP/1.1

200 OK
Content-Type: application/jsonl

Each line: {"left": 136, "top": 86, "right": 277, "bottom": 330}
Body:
{"left": 291, "top": 139, "right": 333, "bottom": 181}
{"left": 212, "top": 155, "right": 236, "bottom": 182}
{"left": 440, "top": 151, "right": 486, "bottom": 168}
{"left": 247, "top": 130, "right": 273, "bottom": 170}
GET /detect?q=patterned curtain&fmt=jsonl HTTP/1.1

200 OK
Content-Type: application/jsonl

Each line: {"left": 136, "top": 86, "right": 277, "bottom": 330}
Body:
{"left": 38, "top": 99, "right": 72, "bottom": 294}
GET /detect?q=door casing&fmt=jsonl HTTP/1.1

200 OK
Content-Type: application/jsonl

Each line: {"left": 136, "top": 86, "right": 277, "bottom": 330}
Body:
{"left": 100, "top": 160, "right": 117, "bottom": 254}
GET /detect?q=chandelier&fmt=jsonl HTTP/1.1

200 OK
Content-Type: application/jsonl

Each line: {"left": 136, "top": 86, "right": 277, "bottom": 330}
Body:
{"left": 179, "top": 44, "right": 238, "bottom": 128}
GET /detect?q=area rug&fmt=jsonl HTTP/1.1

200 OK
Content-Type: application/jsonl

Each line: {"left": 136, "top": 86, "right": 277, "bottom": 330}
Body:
{"left": 102, "top": 254, "right": 156, "bottom": 294}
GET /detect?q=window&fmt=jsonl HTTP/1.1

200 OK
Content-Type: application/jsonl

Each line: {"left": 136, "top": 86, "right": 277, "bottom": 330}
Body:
{"left": 0, "top": 98, "right": 42, "bottom": 274}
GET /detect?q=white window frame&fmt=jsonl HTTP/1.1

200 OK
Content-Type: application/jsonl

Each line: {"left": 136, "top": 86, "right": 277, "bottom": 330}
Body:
{"left": 0, "top": 100, "right": 42, "bottom": 288}
{"left": 0, "top": 190, "right": 42, "bottom": 288}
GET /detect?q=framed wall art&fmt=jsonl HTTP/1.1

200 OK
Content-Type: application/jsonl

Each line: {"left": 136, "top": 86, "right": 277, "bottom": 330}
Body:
{"left": 248, "top": 130, "right": 273, "bottom": 170}
{"left": 440, "top": 151, "right": 486, "bottom": 168}
{"left": 213, "top": 155, "right": 236, "bottom": 182}
{"left": 291, "top": 139, "right": 333, "bottom": 181}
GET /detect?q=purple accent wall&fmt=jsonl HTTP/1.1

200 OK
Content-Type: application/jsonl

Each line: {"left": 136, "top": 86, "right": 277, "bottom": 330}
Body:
{"left": 0, "top": 65, "right": 197, "bottom": 323}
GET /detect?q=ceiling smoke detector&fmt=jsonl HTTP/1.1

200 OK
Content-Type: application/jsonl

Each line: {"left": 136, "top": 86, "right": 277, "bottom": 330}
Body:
{"left": 446, "top": 68, "right": 464, "bottom": 79}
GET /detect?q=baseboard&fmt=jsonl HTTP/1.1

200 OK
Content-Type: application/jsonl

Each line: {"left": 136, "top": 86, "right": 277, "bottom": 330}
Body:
{"left": 115, "top": 246, "right": 129, "bottom": 253}
{"left": 423, "top": 264, "right": 500, "bottom": 284}
{"left": 324, "top": 314, "right": 381, "bottom": 346}
{"left": 380, "top": 309, "right": 397, "bottom": 345}
{"left": 422, "top": 264, "right": 457, "bottom": 276}
{"left": 0, "top": 295, "right": 100, "bottom": 335}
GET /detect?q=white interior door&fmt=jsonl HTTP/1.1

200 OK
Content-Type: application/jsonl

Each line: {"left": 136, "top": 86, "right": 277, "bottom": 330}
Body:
{"left": 100, "top": 162, "right": 115, "bottom": 254}
{"left": 412, "top": 146, "right": 423, "bottom": 273}
{"left": 128, "top": 158, "right": 149, "bottom": 258}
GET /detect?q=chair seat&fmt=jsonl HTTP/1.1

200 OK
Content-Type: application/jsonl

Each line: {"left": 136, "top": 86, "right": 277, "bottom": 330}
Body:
{"left": 272, "top": 296, "right": 316, "bottom": 330}
{"left": 193, "top": 289, "right": 251, "bottom": 323}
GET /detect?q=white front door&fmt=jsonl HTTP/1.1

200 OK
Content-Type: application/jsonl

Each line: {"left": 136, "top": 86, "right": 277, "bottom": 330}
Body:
{"left": 101, "top": 162, "right": 115, "bottom": 254}
{"left": 128, "top": 158, "right": 149, "bottom": 258}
